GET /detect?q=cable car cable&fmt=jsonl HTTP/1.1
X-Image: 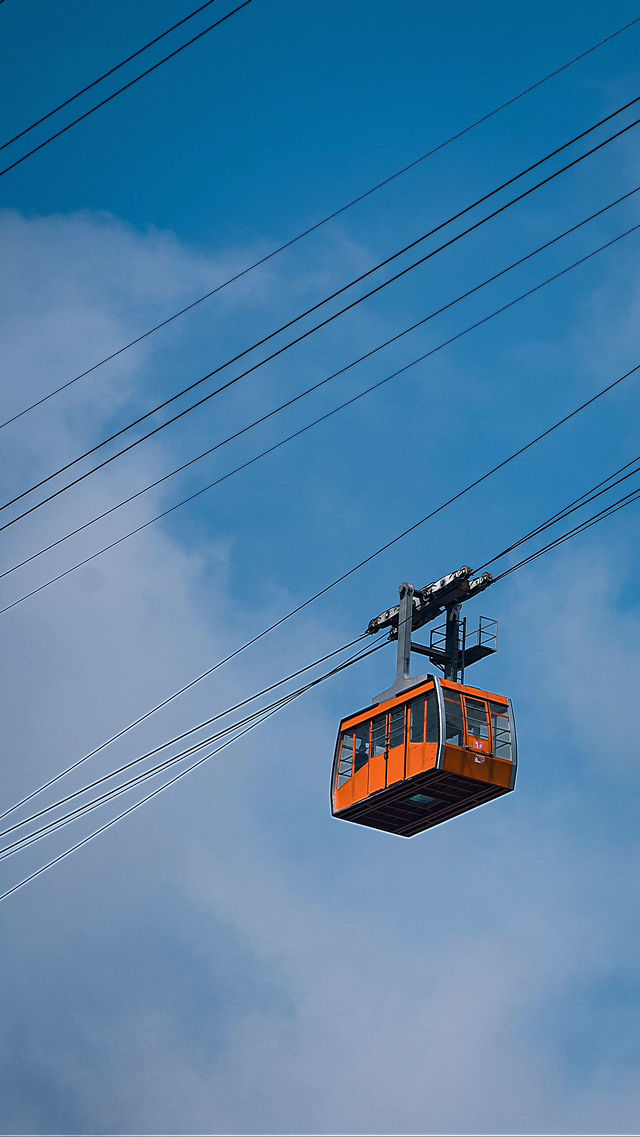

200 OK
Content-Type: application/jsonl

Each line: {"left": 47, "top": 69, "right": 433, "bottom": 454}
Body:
{"left": 3, "top": 473, "right": 639, "bottom": 900}
{"left": 0, "top": 633, "right": 373, "bottom": 839}
{"left": 14, "top": 462, "right": 640, "bottom": 848}
{"left": 3, "top": 12, "right": 638, "bottom": 434}
{"left": 492, "top": 483, "right": 640, "bottom": 582}
{"left": 3, "top": 182, "right": 638, "bottom": 587}
{"left": 3, "top": 184, "right": 639, "bottom": 591}
{"left": 3, "top": 99, "right": 640, "bottom": 527}
{"left": 0, "top": 642, "right": 386, "bottom": 899}
{"left": 19, "top": 474, "right": 640, "bottom": 857}
{"left": 0, "top": 1, "right": 224, "bottom": 157}
{"left": 0, "top": 640, "right": 384, "bottom": 860}
{"left": 475, "top": 454, "right": 640, "bottom": 573}
{"left": 0, "top": 695, "right": 303, "bottom": 863}
{"left": 3, "top": 349, "right": 639, "bottom": 840}
{"left": 4, "top": 98, "right": 639, "bottom": 514}
{"left": 0, "top": 625, "right": 370, "bottom": 824}
{"left": 0, "top": 1, "right": 255, "bottom": 181}
{"left": 0, "top": 702, "right": 289, "bottom": 903}
{"left": 2, "top": 215, "right": 639, "bottom": 618}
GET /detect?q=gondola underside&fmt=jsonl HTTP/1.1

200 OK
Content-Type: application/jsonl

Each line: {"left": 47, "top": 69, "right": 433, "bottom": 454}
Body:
{"left": 334, "top": 754, "right": 511, "bottom": 837}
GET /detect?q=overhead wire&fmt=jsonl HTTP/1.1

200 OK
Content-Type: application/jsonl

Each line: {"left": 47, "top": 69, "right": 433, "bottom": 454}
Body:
{"left": 0, "top": 704, "right": 292, "bottom": 901}
{"left": 3, "top": 464, "right": 640, "bottom": 898}
{"left": 3, "top": 12, "right": 640, "bottom": 432}
{"left": 3, "top": 348, "right": 639, "bottom": 827}
{"left": 476, "top": 454, "right": 640, "bottom": 572}
{"left": 0, "top": 639, "right": 384, "bottom": 859}
{"left": 0, "top": 640, "right": 386, "bottom": 900}
{"left": 0, "top": 698, "right": 300, "bottom": 863}
{"left": 2, "top": 180, "right": 639, "bottom": 584}
{"left": 492, "top": 484, "right": 640, "bottom": 581}
{"left": 8, "top": 453, "right": 640, "bottom": 852}
{"left": 0, "top": 0, "right": 255, "bottom": 180}
{"left": 0, "top": 632, "right": 372, "bottom": 841}
{"left": 2, "top": 19, "right": 639, "bottom": 902}
{"left": 2, "top": 212, "right": 640, "bottom": 617}
{"left": 0, "top": 0, "right": 223, "bottom": 156}
{"left": 3, "top": 97, "right": 640, "bottom": 529}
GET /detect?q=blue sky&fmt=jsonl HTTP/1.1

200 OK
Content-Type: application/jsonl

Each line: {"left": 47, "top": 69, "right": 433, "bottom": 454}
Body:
{"left": 0, "top": 0, "right": 639, "bottom": 1133}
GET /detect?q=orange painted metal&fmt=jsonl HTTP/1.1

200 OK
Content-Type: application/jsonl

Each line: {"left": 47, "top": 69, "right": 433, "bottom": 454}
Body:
{"left": 441, "top": 745, "right": 513, "bottom": 789}
{"left": 406, "top": 740, "right": 439, "bottom": 779}
{"left": 331, "top": 674, "right": 515, "bottom": 834}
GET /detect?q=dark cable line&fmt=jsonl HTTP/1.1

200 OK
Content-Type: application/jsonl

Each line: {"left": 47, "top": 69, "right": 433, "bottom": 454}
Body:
{"left": 0, "top": 695, "right": 301, "bottom": 862}
{"left": 0, "top": 641, "right": 384, "bottom": 859}
{"left": 554, "top": 454, "right": 640, "bottom": 510}
{"left": 0, "top": 1, "right": 255, "bottom": 180}
{"left": 0, "top": 622, "right": 359, "bottom": 823}
{"left": 3, "top": 12, "right": 640, "bottom": 432}
{"left": 4, "top": 473, "right": 640, "bottom": 898}
{"left": 0, "top": 702, "right": 288, "bottom": 901}
{"left": 0, "top": 1, "right": 222, "bottom": 155}
{"left": 3, "top": 182, "right": 638, "bottom": 589}
{"left": 3, "top": 102, "right": 640, "bottom": 529}
{"left": 0, "top": 634, "right": 371, "bottom": 840}
{"left": 493, "top": 483, "right": 640, "bottom": 581}
{"left": 0, "top": 642, "right": 385, "bottom": 901}
{"left": 3, "top": 349, "right": 638, "bottom": 829}
{"left": 12, "top": 467, "right": 640, "bottom": 861}
{"left": 2, "top": 217, "right": 639, "bottom": 619}
{"left": 476, "top": 455, "right": 640, "bottom": 572}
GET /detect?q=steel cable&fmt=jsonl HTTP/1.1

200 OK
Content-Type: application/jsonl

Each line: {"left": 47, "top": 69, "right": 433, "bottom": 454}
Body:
{"left": 3, "top": 473, "right": 639, "bottom": 898}
{"left": 3, "top": 12, "right": 639, "bottom": 431}
{"left": 2, "top": 216, "right": 639, "bottom": 618}
{"left": 0, "top": 640, "right": 386, "bottom": 900}
{"left": 2, "top": 349, "right": 638, "bottom": 829}
{"left": 0, "top": 1, "right": 223, "bottom": 156}
{"left": 492, "top": 484, "right": 640, "bottom": 582}
{"left": 0, "top": 633, "right": 372, "bottom": 840}
{"left": 2, "top": 95, "right": 640, "bottom": 525}
{"left": 0, "top": 1, "right": 255, "bottom": 180}
{"left": 476, "top": 455, "right": 640, "bottom": 573}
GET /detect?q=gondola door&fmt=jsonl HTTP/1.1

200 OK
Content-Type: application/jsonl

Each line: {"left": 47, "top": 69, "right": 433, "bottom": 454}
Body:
{"left": 368, "top": 702, "right": 407, "bottom": 791}
{"left": 385, "top": 703, "right": 406, "bottom": 786}
{"left": 369, "top": 711, "right": 387, "bottom": 794}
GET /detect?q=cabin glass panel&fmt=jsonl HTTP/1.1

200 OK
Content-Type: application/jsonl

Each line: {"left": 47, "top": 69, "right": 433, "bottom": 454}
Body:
{"left": 336, "top": 731, "right": 354, "bottom": 787}
{"left": 425, "top": 690, "right": 439, "bottom": 744}
{"left": 465, "top": 696, "right": 490, "bottom": 740}
{"left": 410, "top": 695, "right": 425, "bottom": 743}
{"left": 354, "top": 722, "right": 371, "bottom": 773}
{"left": 388, "top": 705, "right": 405, "bottom": 749}
{"left": 372, "top": 714, "right": 386, "bottom": 756}
{"left": 489, "top": 702, "right": 513, "bottom": 760}
{"left": 443, "top": 689, "right": 464, "bottom": 747}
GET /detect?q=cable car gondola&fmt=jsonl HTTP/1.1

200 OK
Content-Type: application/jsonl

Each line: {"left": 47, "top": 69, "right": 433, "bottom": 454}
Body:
{"left": 331, "top": 569, "right": 517, "bottom": 836}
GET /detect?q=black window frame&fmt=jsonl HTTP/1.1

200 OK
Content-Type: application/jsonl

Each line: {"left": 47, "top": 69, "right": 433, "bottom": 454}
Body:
{"left": 336, "top": 730, "right": 354, "bottom": 788}
{"left": 443, "top": 689, "right": 464, "bottom": 747}
{"left": 354, "top": 721, "right": 371, "bottom": 773}
{"left": 409, "top": 694, "right": 425, "bottom": 744}
{"left": 388, "top": 704, "right": 406, "bottom": 750}
{"left": 426, "top": 689, "right": 439, "bottom": 745}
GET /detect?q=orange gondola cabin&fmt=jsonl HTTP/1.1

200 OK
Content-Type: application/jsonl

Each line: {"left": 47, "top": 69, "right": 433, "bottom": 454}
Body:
{"left": 331, "top": 569, "right": 517, "bottom": 836}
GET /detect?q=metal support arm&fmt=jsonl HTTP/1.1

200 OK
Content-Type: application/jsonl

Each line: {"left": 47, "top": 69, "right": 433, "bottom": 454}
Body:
{"left": 369, "top": 568, "right": 496, "bottom": 701}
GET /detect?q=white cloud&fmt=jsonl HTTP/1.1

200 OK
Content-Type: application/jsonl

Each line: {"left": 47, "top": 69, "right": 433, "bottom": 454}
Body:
{"left": 0, "top": 207, "right": 639, "bottom": 1136}
{"left": 508, "top": 549, "right": 640, "bottom": 772}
